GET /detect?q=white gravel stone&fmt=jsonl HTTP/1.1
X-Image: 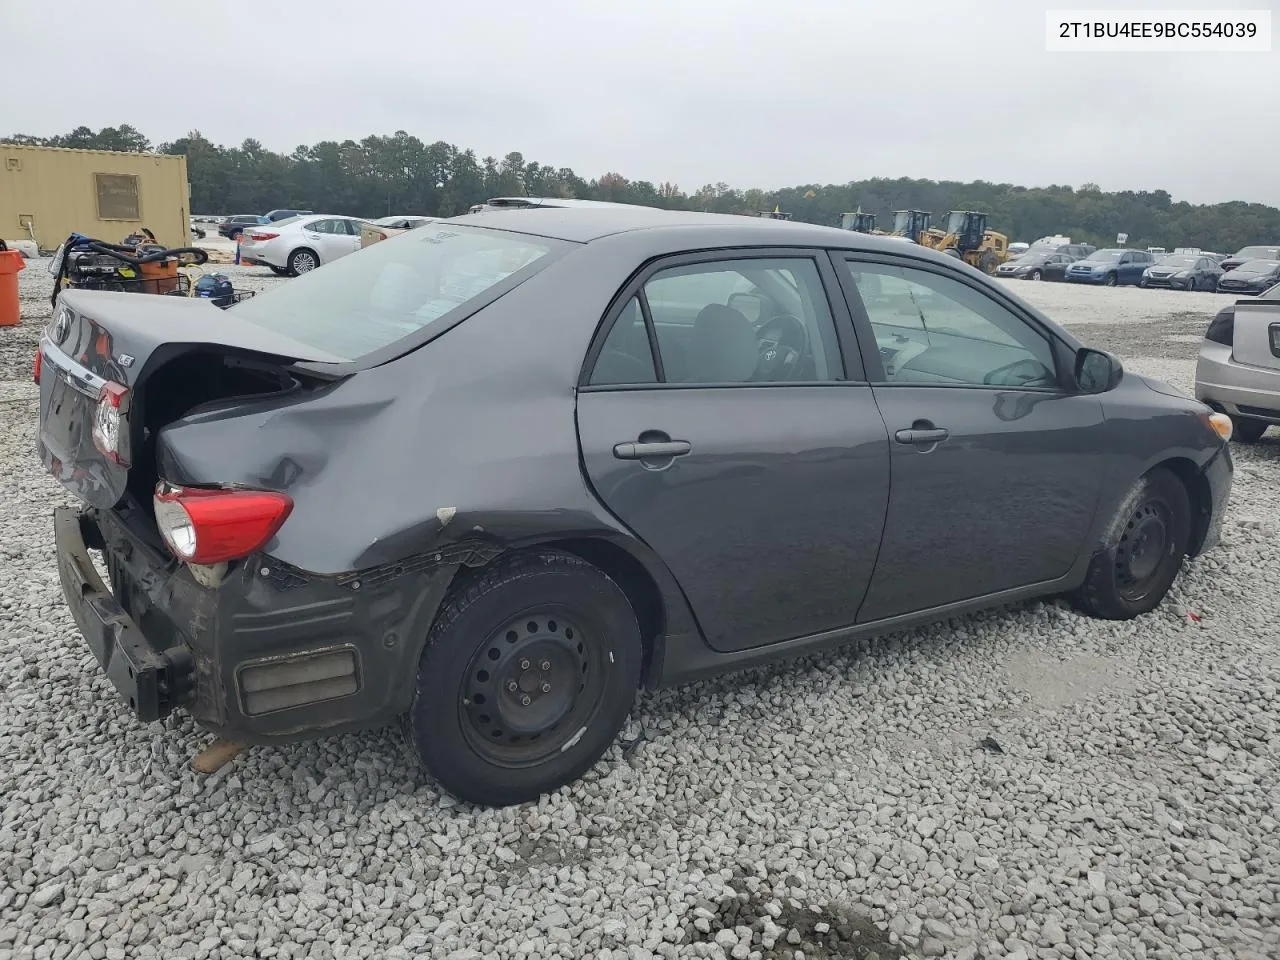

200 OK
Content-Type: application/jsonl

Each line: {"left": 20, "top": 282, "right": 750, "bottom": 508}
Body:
{"left": 1, "top": 267, "right": 1278, "bottom": 959}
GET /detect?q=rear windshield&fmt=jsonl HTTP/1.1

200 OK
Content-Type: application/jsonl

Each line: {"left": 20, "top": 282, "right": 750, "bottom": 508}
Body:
{"left": 229, "top": 223, "right": 563, "bottom": 362}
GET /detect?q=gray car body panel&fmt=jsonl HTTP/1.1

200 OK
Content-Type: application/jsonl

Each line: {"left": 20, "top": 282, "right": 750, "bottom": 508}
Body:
{"left": 42, "top": 208, "right": 1233, "bottom": 740}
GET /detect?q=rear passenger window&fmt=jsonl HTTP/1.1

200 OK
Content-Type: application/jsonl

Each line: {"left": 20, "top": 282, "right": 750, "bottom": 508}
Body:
{"left": 589, "top": 297, "right": 657, "bottom": 385}
{"left": 645, "top": 258, "right": 843, "bottom": 384}
{"left": 586, "top": 258, "right": 845, "bottom": 386}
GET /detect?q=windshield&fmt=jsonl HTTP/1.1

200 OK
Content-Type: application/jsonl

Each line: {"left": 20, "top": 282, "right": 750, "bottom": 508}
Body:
{"left": 1236, "top": 246, "right": 1280, "bottom": 259}
{"left": 1235, "top": 260, "right": 1280, "bottom": 273}
{"left": 1159, "top": 255, "right": 1199, "bottom": 268}
{"left": 230, "top": 223, "right": 563, "bottom": 362}
{"left": 946, "top": 212, "right": 969, "bottom": 234}
{"left": 1085, "top": 250, "right": 1123, "bottom": 262}
{"left": 891, "top": 211, "right": 913, "bottom": 234}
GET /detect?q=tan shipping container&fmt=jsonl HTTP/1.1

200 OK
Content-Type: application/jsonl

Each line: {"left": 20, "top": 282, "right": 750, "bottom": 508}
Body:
{"left": 0, "top": 144, "right": 191, "bottom": 250}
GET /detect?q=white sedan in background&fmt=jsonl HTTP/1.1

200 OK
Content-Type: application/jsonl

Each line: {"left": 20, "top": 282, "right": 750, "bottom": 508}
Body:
{"left": 238, "top": 214, "right": 373, "bottom": 276}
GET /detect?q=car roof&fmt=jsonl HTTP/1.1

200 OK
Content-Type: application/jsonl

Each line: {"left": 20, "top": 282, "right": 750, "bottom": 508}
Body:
{"left": 448, "top": 205, "right": 961, "bottom": 254}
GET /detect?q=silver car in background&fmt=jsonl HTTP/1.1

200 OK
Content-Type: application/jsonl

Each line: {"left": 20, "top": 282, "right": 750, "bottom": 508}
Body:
{"left": 238, "top": 214, "right": 372, "bottom": 276}
{"left": 1195, "top": 281, "right": 1280, "bottom": 442}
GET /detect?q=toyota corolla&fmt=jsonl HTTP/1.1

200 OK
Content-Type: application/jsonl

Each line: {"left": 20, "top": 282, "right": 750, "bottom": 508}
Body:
{"left": 38, "top": 208, "right": 1233, "bottom": 806}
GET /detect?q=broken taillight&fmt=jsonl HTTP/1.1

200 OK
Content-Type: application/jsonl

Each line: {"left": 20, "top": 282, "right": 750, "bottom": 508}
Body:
{"left": 91, "top": 382, "right": 130, "bottom": 466}
{"left": 153, "top": 484, "right": 294, "bottom": 565}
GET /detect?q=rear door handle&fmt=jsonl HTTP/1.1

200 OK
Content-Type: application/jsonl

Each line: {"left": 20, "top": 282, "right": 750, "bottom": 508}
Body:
{"left": 613, "top": 440, "right": 692, "bottom": 460}
{"left": 894, "top": 427, "right": 949, "bottom": 445}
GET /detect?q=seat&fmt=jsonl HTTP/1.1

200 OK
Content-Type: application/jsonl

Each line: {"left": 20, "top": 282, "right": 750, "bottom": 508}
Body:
{"left": 684, "top": 304, "right": 759, "bottom": 382}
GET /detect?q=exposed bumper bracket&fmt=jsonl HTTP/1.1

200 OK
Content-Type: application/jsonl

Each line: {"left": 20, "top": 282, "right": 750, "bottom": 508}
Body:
{"left": 54, "top": 507, "right": 195, "bottom": 722}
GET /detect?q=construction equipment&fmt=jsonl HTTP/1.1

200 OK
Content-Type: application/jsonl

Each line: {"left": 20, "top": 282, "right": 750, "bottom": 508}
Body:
{"left": 756, "top": 206, "right": 793, "bottom": 220}
{"left": 889, "top": 210, "right": 932, "bottom": 242}
{"left": 840, "top": 212, "right": 880, "bottom": 233}
{"left": 918, "top": 211, "right": 1010, "bottom": 274}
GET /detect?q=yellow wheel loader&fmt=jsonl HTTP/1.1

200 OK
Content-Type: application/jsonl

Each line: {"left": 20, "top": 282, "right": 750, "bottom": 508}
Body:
{"left": 841, "top": 212, "right": 881, "bottom": 233}
{"left": 919, "top": 210, "right": 1010, "bottom": 274}
{"left": 887, "top": 210, "right": 933, "bottom": 242}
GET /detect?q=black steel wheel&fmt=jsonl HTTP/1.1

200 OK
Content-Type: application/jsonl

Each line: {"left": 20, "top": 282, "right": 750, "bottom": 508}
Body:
{"left": 408, "top": 550, "right": 642, "bottom": 806}
{"left": 1071, "top": 467, "right": 1190, "bottom": 620}
{"left": 459, "top": 612, "right": 601, "bottom": 766}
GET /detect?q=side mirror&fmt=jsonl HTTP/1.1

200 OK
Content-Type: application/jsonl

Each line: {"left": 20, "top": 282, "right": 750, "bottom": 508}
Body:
{"left": 1075, "top": 347, "right": 1123, "bottom": 394}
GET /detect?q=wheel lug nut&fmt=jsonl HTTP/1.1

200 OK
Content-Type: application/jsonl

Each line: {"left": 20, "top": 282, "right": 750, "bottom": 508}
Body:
{"left": 540, "top": 660, "right": 551, "bottom": 671}
{"left": 541, "top": 682, "right": 551, "bottom": 693}
{"left": 507, "top": 681, "right": 518, "bottom": 692}
{"left": 520, "top": 659, "right": 531, "bottom": 670}
{"left": 520, "top": 694, "right": 531, "bottom": 706}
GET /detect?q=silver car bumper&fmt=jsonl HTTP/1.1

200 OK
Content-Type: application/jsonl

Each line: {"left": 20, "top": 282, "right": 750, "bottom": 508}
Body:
{"left": 1195, "top": 340, "right": 1280, "bottom": 422}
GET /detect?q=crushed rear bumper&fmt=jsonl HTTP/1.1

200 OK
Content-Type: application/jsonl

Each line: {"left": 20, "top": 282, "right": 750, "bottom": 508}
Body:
{"left": 53, "top": 505, "right": 465, "bottom": 744}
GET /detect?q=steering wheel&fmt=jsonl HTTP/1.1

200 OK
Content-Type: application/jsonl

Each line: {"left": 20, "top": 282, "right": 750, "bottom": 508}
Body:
{"left": 983, "top": 358, "right": 1052, "bottom": 386}
{"left": 755, "top": 313, "right": 809, "bottom": 380}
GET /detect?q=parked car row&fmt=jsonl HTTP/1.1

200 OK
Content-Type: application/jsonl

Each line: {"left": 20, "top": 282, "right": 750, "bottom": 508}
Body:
{"left": 996, "top": 242, "right": 1279, "bottom": 295}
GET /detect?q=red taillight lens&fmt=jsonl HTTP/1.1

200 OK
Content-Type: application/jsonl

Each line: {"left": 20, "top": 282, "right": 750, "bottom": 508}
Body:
{"left": 153, "top": 485, "right": 293, "bottom": 565}
{"left": 246, "top": 231, "right": 278, "bottom": 241}
{"left": 92, "top": 382, "right": 130, "bottom": 466}
{"left": 33, "top": 347, "right": 42, "bottom": 384}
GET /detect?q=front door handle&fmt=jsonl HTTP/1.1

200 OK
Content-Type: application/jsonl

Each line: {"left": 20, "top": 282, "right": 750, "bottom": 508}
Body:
{"left": 894, "top": 425, "right": 949, "bottom": 445}
{"left": 613, "top": 440, "right": 692, "bottom": 460}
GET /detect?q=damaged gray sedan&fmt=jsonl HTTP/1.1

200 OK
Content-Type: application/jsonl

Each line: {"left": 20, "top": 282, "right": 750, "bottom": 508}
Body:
{"left": 39, "top": 207, "right": 1233, "bottom": 806}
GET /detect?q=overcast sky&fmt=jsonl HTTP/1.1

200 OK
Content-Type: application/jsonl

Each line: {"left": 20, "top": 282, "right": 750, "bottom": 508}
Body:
{"left": 5, "top": 0, "right": 1276, "bottom": 206}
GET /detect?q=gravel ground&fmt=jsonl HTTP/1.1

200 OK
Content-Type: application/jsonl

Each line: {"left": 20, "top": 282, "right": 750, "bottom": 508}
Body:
{"left": 1, "top": 266, "right": 1277, "bottom": 960}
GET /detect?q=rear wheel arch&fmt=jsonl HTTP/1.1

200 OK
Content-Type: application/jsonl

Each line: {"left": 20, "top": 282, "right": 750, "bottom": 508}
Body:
{"left": 438, "top": 537, "right": 668, "bottom": 684}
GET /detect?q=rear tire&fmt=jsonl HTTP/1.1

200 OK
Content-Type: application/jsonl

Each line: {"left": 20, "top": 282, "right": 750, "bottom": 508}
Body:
{"left": 408, "top": 550, "right": 643, "bottom": 807}
{"left": 287, "top": 248, "right": 319, "bottom": 276}
{"left": 1070, "top": 467, "right": 1190, "bottom": 620}
{"left": 1231, "top": 416, "right": 1268, "bottom": 443}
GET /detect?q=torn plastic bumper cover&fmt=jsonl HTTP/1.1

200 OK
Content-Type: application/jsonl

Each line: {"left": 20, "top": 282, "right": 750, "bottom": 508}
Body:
{"left": 53, "top": 505, "right": 473, "bottom": 743}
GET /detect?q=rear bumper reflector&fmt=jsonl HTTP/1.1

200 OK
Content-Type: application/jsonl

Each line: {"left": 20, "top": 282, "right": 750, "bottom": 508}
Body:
{"left": 237, "top": 646, "right": 360, "bottom": 716}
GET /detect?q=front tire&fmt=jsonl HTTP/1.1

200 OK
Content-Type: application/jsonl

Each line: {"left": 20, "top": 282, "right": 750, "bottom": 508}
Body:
{"left": 287, "top": 247, "right": 319, "bottom": 276}
{"left": 1104, "top": 273, "right": 1118, "bottom": 287}
{"left": 269, "top": 265, "right": 289, "bottom": 276}
{"left": 1030, "top": 269, "right": 1043, "bottom": 281}
{"left": 1231, "top": 416, "right": 1268, "bottom": 443}
{"left": 1071, "top": 467, "right": 1190, "bottom": 620}
{"left": 408, "top": 550, "right": 643, "bottom": 807}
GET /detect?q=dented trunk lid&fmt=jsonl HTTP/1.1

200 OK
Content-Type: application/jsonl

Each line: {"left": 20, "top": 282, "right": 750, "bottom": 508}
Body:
{"left": 37, "top": 289, "right": 345, "bottom": 510}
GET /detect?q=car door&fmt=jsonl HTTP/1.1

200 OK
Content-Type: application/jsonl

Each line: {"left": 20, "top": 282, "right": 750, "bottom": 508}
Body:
{"left": 575, "top": 251, "right": 892, "bottom": 652}
{"left": 831, "top": 253, "right": 1108, "bottom": 622}
{"left": 299, "top": 218, "right": 347, "bottom": 263}
{"left": 337, "top": 219, "right": 365, "bottom": 258}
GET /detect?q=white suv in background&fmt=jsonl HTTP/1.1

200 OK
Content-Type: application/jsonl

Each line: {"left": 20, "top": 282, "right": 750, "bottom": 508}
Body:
{"left": 238, "top": 214, "right": 372, "bottom": 276}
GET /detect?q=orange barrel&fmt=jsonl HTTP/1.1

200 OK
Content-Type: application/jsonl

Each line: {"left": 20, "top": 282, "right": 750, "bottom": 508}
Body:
{"left": 139, "top": 258, "right": 179, "bottom": 295}
{"left": 0, "top": 247, "right": 25, "bottom": 327}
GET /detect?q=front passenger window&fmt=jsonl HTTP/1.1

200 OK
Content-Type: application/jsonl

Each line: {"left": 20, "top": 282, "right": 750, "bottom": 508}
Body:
{"left": 844, "top": 261, "right": 1058, "bottom": 389}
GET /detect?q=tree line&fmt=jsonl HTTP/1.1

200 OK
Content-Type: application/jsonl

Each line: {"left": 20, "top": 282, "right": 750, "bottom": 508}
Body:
{"left": 6, "top": 124, "right": 1280, "bottom": 254}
